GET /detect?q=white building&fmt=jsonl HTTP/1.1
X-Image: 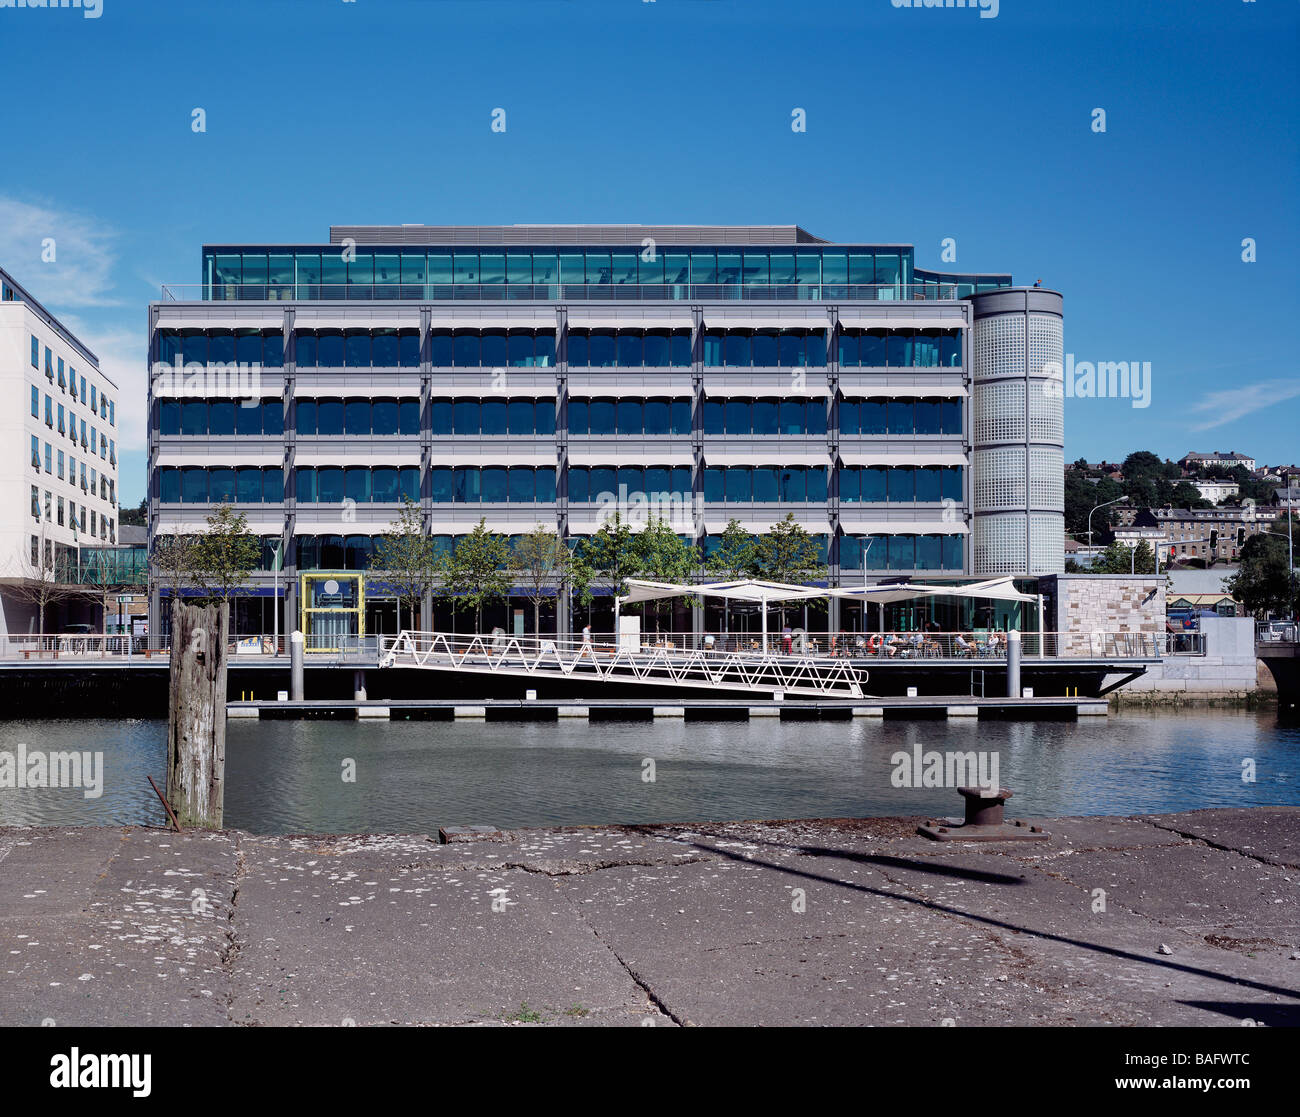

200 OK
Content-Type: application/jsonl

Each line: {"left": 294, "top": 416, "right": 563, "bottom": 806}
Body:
{"left": 0, "top": 266, "right": 121, "bottom": 636}
{"left": 1193, "top": 479, "right": 1238, "bottom": 503}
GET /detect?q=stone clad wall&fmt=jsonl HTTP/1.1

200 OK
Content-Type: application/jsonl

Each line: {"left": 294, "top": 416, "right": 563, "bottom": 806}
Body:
{"left": 1044, "top": 574, "right": 1165, "bottom": 656}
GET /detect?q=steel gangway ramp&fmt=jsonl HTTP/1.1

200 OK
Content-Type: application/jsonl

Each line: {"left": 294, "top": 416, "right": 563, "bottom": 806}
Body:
{"left": 379, "top": 631, "right": 865, "bottom": 698}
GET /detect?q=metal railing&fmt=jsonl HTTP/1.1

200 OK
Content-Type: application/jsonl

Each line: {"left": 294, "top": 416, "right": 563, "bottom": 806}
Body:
{"left": 1257, "top": 621, "right": 1298, "bottom": 643}
{"left": 380, "top": 630, "right": 866, "bottom": 698}
{"left": 1162, "top": 631, "right": 1207, "bottom": 656}
{"left": 159, "top": 282, "right": 964, "bottom": 304}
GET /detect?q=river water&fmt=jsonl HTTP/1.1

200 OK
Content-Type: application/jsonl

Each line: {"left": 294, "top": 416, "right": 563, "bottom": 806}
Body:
{"left": 0, "top": 709, "right": 1297, "bottom": 833}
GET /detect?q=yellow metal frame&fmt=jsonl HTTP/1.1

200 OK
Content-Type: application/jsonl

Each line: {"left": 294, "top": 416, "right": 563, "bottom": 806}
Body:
{"left": 299, "top": 571, "right": 366, "bottom": 653}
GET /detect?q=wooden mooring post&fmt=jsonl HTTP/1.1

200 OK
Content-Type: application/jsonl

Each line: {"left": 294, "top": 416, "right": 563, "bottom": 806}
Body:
{"left": 166, "top": 601, "right": 229, "bottom": 828}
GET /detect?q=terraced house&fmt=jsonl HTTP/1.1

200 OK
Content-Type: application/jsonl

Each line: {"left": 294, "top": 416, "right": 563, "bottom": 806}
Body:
{"left": 146, "top": 224, "right": 1065, "bottom": 639}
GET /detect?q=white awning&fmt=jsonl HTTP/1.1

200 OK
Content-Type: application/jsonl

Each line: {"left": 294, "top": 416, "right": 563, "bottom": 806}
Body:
{"left": 703, "top": 516, "right": 827, "bottom": 535}
{"left": 426, "top": 446, "right": 557, "bottom": 466}
{"left": 568, "top": 447, "right": 693, "bottom": 466}
{"left": 837, "top": 381, "right": 967, "bottom": 398}
{"left": 293, "top": 452, "right": 421, "bottom": 467}
{"left": 619, "top": 578, "right": 829, "bottom": 607}
{"left": 293, "top": 381, "right": 423, "bottom": 397}
{"left": 838, "top": 451, "right": 967, "bottom": 467}
{"left": 156, "top": 313, "right": 287, "bottom": 331}
{"left": 837, "top": 312, "right": 966, "bottom": 331}
{"left": 835, "top": 520, "right": 970, "bottom": 535}
{"left": 566, "top": 378, "right": 693, "bottom": 397}
{"left": 702, "top": 449, "right": 828, "bottom": 466}
{"left": 430, "top": 312, "right": 557, "bottom": 330}
{"left": 154, "top": 452, "right": 285, "bottom": 468}
{"left": 291, "top": 313, "right": 420, "bottom": 331}
{"left": 832, "top": 576, "right": 1030, "bottom": 602}
{"left": 701, "top": 311, "right": 828, "bottom": 330}
{"left": 565, "top": 311, "right": 693, "bottom": 330}
{"left": 426, "top": 380, "right": 557, "bottom": 397}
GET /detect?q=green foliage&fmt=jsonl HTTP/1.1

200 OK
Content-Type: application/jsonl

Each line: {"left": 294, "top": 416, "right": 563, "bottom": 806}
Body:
{"left": 1090, "top": 540, "right": 1156, "bottom": 575}
{"left": 440, "top": 518, "right": 512, "bottom": 632}
{"left": 571, "top": 514, "right": 643, "bottom": 606}
{"left": 754, "top": 513, "right": 825, "bottom": 585}
{"left": 370, "top": 497, "right": 438, "bottom": 630}
{"left": 510, "top": 524, "right": 569, "bottom": 634}
{"left": 192, "top": 504, "right": 260, "bottom": 602}
{"left": 705, "top": 519, "right": 759, "bottom": 579}
{"left": 1064, "top": 472, "right": 1124, "bottom": 538}
{"left": 1226, "top": 518, "right": 1298, "bottom": 618}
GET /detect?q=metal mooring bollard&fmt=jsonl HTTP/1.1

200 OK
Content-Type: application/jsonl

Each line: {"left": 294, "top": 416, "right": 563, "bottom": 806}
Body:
{"left": 918, "top": 785, "right": 1050, "bottom": 843}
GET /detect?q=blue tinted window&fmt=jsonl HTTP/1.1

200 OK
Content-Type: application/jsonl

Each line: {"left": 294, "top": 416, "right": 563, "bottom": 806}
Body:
{"left": 294, "top": 332, "right": 317, "bottom": 368}
{"left": 371, "top": 330, "right": 398, "bottom": 367}
{"left": 481, "top": 331, "right": 507, "bottom": 367}
{"left": 888, "top": 400, "right": 914, "bottom": 435}
{"left": 566, "top": 331, "right": 588, "bottom": 367}
{"left": 296, "top": 399, "right": 316, "bottom": 434}
{"left": 453, "top": 331, "right": 479, "bottom": 366}
{"left": 588, "top": 399, "right": 615, "bottom": 435}
{"left": 535, "top": 333, "right": 556, "bottom": 367}
{"left": 453, "top": 399, "right": 479, "bottom": 434}
{"left": 209, "top": 400, "right": 236, "bottom": 435}
{"left": 237, "top": 466, "right": 262, "bottom": 503}
{"left": 535, "top": 467, "right": 556, "bottom": 503}
{"left": 670, "top": 332, "right": 692, "bottom": 367}
{"left": 940, "top": 333, "right": 961, "bottom": 368}
{"left": 672, "top": 467, "right": 691, "bottom": 496}
{"left": 262, "top": 332, "right": 284, "bottom": 368}
{"left": 643, "top": 399, "right": 669, "bottom": 435}
{"left": 703, "top": 331, "right": 723, "bottom": 367}
{"left": 806, "top": 467, "right": 827, "bottom": 502}
{"left": 616, "top": 399, "right": 641, "bottom": 435}
{"left": 431, "top": 467, "right": 452, "bottom": 502}
{"left": 838, "top": 332, "right": 859, "bottom": 367}
{"left": 941, "top": 400, "right": 962, "bottom": 435}
{"left": 507, "top": 468, "right": 533, "bottom": 503}
{"left": 181, "top": 400, "right": 207, "bottom": 436}
{"left": 209, "top": 468, "right": 237, "bottom": 503}
{"left": 372, "top": 399, "right": 399, "bottom": 435}
{"left": 941, "top": 466, "right": 963, "bottom": 503}
{"left": 399, "top": 467, "right": 420, "bottom": 501}
{"left": 344, "top": 467, "right": 370, "bottom": 503}
{"left": 671, "top": 400, "right": 691, "bottom": 435}
{"left": 617, "top": 332, "right": 642, "bottom": 368}
{"left": 159, "top": 468, "right": 180, "bottom": 503}
{"left": 181, "top": 467, "right": 208, "bottom": 503}
{"left": 915, "top": 466, "right": 941, "bottom": 502}
{"left": 235, "top": 330, "right": 262, "bottom": 365}
{"left": 480, "top": 399, "right": 507, "bottom": 435}
{"left": 345, "top": 399, "right": 370, "bottom": 435}
{"left": 839, "top": 467, "right": 859, "bottom": 502}
{"left": 703, "top": 399, "right": 724, "bottom": 435}
{"left": 263, "top": 399, "right": 283, "bottom": 435}
{"left": 295, "top": 466, "right": 316, "bottom": 502}
{"left": 399, "top": 399, "right": 420, "bottom": 435}
{"left": 643, "top": 332, "right": 669, "bottom": 367}
{"left": 263, "top": 468, "right": 284, "bottom": 503}
{"left": 567, "top": 398, "right": 588, "bottom": 434}
{"left": 888, "top": 535, "right": 915, "bottom": 571}
{"left": 915, "top": 400, "right": 941, "bottom": 435}
{"left": 588, "top": 331, "right": 615, "bottom": 368}
{"left": 431, "top": 399, "right": 453, "bottom": 434}
{"left": 589, "top": 467, "right": 614, "bottom": 498}
{"left": 236, "top": 399, "right": 262, "bottom": 436}
{"left": 430, "top": 331, "right": 453, "bottom": 366}
{"left": 724, "top": 333, "right": 750, "bottom": 367}
{"left": 318, "top": 331, "right": 344, "bottom": 367}
{"left": 209, "top": 331, "right": 235, "bottom": 364}
{"left": 399, "top": 330, "right": 421, "bottom": 368}
{"left": 753, "top": 467, "right": 779, "bottom": 502}
{"left": 725, "top": 467, "right": 750, "bottom": 502}
{"left": 535, "top": 399, "right": 555, "bottom": 435}
{"left": 752, "top": 330, "right": 779, "bottom": 367}
{"left": 481, "top": 467, "right": 507, "bottom": 503}
{"left": 454, "top": 467, "right": 479, "bottom": 502}
{"left": 862, "top": 467, "right": 887, "bottom": 502}
{"left": 861, "top": 332, "right": 886, "bottom": 366}
{"left": 915, "top": 535, "right": 941, "bottom": 570}
{"left": 372, "top": 467, "right": 399, "bottom": 502}
{"left": 507, "top": 399, "right": 534, "bottom": 435}
{"left": 887, "top": 467, "right": 914, "bottom": 502}
{"left": 317, "top": 467, "right": 344, "bottom": 502}
{"left": 568, "top": 467, "right": 588, "bottom": 503}
{"left": 752, "top": 399, "right": 778, "bottom": 435}
{"left": 725, "top": 399, "right": 750, "bottom": 434}
{"left": 942, "top": 535, "right": 963, "bottom": 570}
{"left": 344, "top": 331, "right": 370, "bottom": 368}
{"left": 160, "top": 400, "right": 181, "bottom": 435}
{"left": 507, "top": 332, "right": 534, "bottom": 367}
{"left": 704, "top": 468, "right": 724, "bottom": 503}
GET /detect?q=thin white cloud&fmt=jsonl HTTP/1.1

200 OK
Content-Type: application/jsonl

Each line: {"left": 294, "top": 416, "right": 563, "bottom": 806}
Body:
{"left": 1189, "top": 379, "right": 1300, "bottom": 431}
{"left": 0, "top": 195, "right": 121, "bottom": 307}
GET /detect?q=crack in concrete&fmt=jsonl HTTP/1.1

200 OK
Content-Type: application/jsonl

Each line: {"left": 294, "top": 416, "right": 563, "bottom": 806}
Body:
{"left": 219, "top": 835, "right": 247, "bottom": 1025}
{"left": 1143, "top": 818, "right": 1300, "bottom": 870}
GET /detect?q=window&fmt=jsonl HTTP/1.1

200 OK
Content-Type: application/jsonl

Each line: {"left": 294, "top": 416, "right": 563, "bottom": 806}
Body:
{"left": 45, "top": 395, "right": 53, "bottom": 427}
{"left": 57, "top": 450, "right": 64, "bottom": 480}
{"left": 31, "top": 385, "right": 39, "bottom": 417}
{"left": 31, "top": 335, "right": 39, "bottom": 368}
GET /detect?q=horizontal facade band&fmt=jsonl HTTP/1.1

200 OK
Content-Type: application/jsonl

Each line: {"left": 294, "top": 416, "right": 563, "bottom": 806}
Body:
{"left": 700, "top": 309, "right": 830, "bottom": 329}
{"left": 703, "top": 449, "right": 828, "bottom": 466}
{"left": 836, "top": 312, "right": 966, "bottom": 330}
{"left": 293, "top": 452, "right": 422, "bottom": 467}
{"left": 569, "top": 447, "right": 693, "bottom": 466}
{"left": 838, "top": 451, "right": 967, "bottom": 467}
{"left": 426, "top": 447, "right": 557, "bottom": 466}
{"left": 835, "top": 521, "right": 970, "bottom": 535}
{"left": 565, "top": 310, "right": 694, "bottom": 329}
{"left": 566, "top": 376, "right": 694, "bottom": 397}
{"left": 292, "top": 379, "right": 422, "bottom": 397}
{"left": 836, "top": 380, "right": 967, "bottom": 398}
{"left": 426, "top": 378, "right": 556, "bottom": 397}
{"left": 291, "top": 311, "right": 419, "bottom": 331}
{"left": 154, "top": 452, "right": 284, "bottom": 467}
{"left": 429, "top": 310, "right": 558, "bottom": 329}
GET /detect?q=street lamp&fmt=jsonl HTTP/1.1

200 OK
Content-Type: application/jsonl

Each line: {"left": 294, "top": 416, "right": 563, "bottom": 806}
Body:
{"left": 1086, "top": 495, "right": 1128, "bottom": 565}
{"left": 1257, "top": 525, "right": 1298, "bottom": 616}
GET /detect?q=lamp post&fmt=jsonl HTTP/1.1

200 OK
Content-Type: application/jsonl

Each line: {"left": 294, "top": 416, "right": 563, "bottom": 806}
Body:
{"left": 1257, "top": 526, "right": 1298, "bottom": 616}
{"left": 1087, "top": 495, "right": 1128, "bottom": 567}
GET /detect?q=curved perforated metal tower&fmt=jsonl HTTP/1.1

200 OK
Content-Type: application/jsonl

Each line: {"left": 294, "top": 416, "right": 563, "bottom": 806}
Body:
{"left": 969, "top": 288, "right": 1065, "bottom": 576}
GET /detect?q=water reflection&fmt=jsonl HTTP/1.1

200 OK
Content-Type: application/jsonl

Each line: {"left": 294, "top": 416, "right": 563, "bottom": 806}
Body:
{"left": 0, "top": 710, "right": 1295, "bottom": 833}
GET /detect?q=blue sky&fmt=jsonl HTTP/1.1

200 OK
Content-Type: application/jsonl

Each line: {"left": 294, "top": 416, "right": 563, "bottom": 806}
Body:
{"left": 1, "top": 0, "right": 1296, "bottom": 507}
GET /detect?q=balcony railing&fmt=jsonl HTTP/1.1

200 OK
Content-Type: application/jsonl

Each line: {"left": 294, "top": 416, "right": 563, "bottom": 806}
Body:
{"left": 160, "top": 282, "right": 964, "bottom": 304}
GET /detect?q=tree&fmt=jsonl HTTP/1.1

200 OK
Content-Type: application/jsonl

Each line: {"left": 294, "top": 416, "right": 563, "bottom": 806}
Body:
{"left": 754, "top": 514, "right": 826, "bottom": 625}
{"left": 191, "top": 504, "right": 260, "bottom": 605}
{"left": 441, "top": 518, "right": 511, "bottom": 633}
{"left": 119, "top": 497, "right": 148, "bottom": 527}
{"left": 1064, "top": 471, "right": 1123, "bottom": 538}
{"left": 1091, "top": 540, "right": 1156, "bottom": 575}
{"left": 6, "top": 523, "right": 81, "bottom": 641}
{"left": 1227, "top": 519, "right": 1298, "bottom": 619}
{"left": 633, "top": 517, "right": 698, "bottom": 634}
{"left": 152, "top": 530, "right": 203, "bottom": 633}
{"left": 1169, "top": 481, "right": 1211, "bottom": 509}
{"left": 704, "top": 518, "right": 758, "bottom": 579}
{"left": 510, "top": 524, "right": 569, "bottom": 636}
{"left": 370, "top": 496, "right": 437, "bottom": 632}
{"left": 572, "top": 513, "right": 642, "bottom": 607}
